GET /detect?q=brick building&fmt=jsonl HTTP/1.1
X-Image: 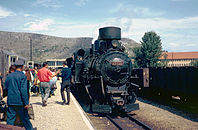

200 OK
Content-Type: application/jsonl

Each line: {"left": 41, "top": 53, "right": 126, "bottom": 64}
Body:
{"left": 160, "top": 51, "right": 198, "bottom": 67}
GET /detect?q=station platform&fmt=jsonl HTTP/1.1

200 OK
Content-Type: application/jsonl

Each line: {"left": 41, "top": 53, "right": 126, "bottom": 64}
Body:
{"left": 30, "top": 80, "right": 95, "bottom": 130}
{"left": 0, "top": 81, "right": 95, "bottom": 130}
{"left": 0, "top": 80, "right": 95, "bottom": 130}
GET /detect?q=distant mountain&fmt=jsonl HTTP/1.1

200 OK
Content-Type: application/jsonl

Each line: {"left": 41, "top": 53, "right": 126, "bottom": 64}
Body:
{"left": 0, "top": 31, "right": 140, "bottom": 62}
{"left": 121, "top": 38, "right": 140, "bottom": 58}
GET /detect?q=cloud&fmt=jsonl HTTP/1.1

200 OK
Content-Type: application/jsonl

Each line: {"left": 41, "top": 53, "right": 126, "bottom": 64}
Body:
{"left": 75, "top": 0, "right": 89, "bottom": 7}
{"left": 32, "top": 16, "right": 198, "bottom": 41}
{"left": 165, "top": 42, "right": 197, "bottom": 52}
{"left": 23, "top": 19, "right": 98, "bottom": 37}
{"left": 133, "top": 7, "right": 165, "bottom": 17}
{"left": 109, "top": 3, "right": 124, "bottom": 13}
{"left": 127, "top": 17, "right": 198, "bottom": 36}
{"left": 185, "top": 43, "right": 197, "bottom": 47}
{"left": 109, "top": 3, "right": 165, "bottom": 17}
{"left": 102, "top": 16, "right": 198, "bottom": 39}
{"left": 24, "top": 14, "right": 32, "bottom": 17}
{"left": 171, "top": 0, "right": 190, "bottom": 2}
{"left": 24, "top": 19, "right": 54, "bottom": 31}
{"left": 0, "top": 6, "right": 16, "bottom": 18}
{"left": 168, "top": 42, "right": 180, "bottom": 47}
{"left": 33, "top": 0, "right": 63, "bottom": 8}
{"left": 22, "top": 15, "right": 198, "bottom": 51}
{"left": 96, "top": 16, "right": 198, "bottom": 51}
{"left": 49, "top": 22, "right": 98, "bottom": 37}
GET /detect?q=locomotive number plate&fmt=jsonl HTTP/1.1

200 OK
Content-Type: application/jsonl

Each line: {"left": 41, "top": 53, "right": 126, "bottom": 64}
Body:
{"left": 111, "top": 58, "right": 124, "bottom": 66}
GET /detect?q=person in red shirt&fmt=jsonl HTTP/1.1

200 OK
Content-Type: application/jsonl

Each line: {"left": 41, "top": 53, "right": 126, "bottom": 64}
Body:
{"left": 35, "top": 62, "right": 59, "bottom": 106}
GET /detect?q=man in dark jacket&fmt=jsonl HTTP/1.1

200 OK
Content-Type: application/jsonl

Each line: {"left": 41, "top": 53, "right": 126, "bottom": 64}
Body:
{"left": 58, "top": 61, "right": 72, "bottom": 105}
{"left": 5, "top": 60, "right": 33, "bottom": 130}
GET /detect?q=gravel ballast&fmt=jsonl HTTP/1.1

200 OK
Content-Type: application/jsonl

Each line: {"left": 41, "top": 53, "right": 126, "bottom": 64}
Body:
{"left": 87, "top": 98, "right": 198, "bottom": 130}
{"left": 131, "top": 98, "right": 198, "bottom": 129}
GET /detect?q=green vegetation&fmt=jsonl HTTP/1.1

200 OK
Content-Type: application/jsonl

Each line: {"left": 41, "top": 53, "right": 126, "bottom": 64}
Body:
{"left": 190, "top": 60, "right": 198, "bottom": 67}
{"left": 133, "top": 31, "right": 163, "bottom": 68}
{"left": 63, "top": 46, "right": 69, "bottom": 50}
{"left": 44, "top": 45, "right": 59, "bottom": 52}
{"left": 160, "top": 51, "right": 168, "bottom": 67}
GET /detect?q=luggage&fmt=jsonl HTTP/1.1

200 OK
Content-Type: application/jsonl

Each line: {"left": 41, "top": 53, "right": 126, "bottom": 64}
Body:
{"left": 0, "top": 100, "right": 7, "bottom": 121}
{"left": 0, "top": 100, "right": 7, "bottom": 113}
{"left": 28, "top": 104, "right": 34, "bottom": 120}
{"left": 0, "top": 124, "right": 25, "bottom": 130}
{"left": 31, "top": 85, "right": 39, "bottom": 93}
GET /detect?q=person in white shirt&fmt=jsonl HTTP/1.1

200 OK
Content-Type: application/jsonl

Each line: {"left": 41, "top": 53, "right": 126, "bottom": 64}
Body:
{"left": 49, "top": 68, "right": 58, "bottom": 96}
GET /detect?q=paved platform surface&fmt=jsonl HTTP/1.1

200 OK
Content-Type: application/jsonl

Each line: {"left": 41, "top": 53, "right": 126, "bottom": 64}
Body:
{"left": 30, "top": 80, "right": 94, "bottom": 130}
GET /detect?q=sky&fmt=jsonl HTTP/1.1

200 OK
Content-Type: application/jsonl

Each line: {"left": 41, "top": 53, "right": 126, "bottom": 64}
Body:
{"left": 0, "top": 0, "right": 198, "bottom": 52}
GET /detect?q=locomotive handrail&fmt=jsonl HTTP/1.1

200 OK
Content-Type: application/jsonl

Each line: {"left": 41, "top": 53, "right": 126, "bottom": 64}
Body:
{"left": 131, "top": 83, "right": 139, "bottom": 88}
{"left": 100, "top": 76, "right": 106, "bottom": 98}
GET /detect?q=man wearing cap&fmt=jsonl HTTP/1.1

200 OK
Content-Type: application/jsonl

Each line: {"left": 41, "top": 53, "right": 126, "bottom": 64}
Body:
{"left": 5, "top": 60, "right": 33, "bottom": 130}
{"left": 35, "top": 62, "right": 59, "bottom": 106}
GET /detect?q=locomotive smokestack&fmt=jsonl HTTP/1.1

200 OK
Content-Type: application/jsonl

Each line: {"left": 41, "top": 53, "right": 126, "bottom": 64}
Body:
{"left": 99, "top": 27, "right": 121, "bottom": 40}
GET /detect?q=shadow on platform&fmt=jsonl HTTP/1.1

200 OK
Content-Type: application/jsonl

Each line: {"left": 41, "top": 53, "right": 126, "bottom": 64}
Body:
{"left": 31, "top": 102, "right": 42, "bottom": 106}
{"left": 55, "top": 101, "right": 63, "bottom": 105}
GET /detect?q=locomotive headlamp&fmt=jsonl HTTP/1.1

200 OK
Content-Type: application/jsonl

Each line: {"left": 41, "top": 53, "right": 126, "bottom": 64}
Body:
{"left": 112, "top": 40, "right": 119, "bottom": 48}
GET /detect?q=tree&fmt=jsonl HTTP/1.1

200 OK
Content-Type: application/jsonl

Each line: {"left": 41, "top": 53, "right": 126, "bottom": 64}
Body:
{"left": 190, "top": 60, "right": 198, "bottom": 67}
{"left": 160, "top": 51, "right": 168, "bottom": 67}
{"left": 133, "top": 31, "right": 162, "bottom": 68}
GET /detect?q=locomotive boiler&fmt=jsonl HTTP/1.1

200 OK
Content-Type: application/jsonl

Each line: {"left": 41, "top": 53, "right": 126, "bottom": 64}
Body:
{"left": 72, "top": 27, "right": 139, "bottom": 113}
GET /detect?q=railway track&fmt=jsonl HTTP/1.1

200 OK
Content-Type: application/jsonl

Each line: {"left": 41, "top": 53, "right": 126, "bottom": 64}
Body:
{"left": 106, "top": 113, "right": 152, "bottom": 130}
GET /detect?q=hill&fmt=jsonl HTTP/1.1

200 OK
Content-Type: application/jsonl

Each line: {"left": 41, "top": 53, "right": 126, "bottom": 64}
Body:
{"left": 0, "top": 31, "right": 140, "bottom": 62}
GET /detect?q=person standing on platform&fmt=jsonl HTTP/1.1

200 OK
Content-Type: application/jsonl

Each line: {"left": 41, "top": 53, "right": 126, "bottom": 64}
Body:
{"left": 49, "top": 68, "right": 57, "bottom": 96}
{"left": 4, "top": 65, "right": 16, "bottom": 97}
{"left": 58, "top": 61, "right": 72, "bottom": 105}
{"left": 24, "top": 67, "right": 32, "bottom": 99}
{"left": 0, "top": 72, "right": 3, "bottom": 99}
{"left": 5, "top": 60, "right": 33, "bottom": 130}
{"left": 35, "top": 62, "right": 59, "bottom": 106}
{"left": 9, "top": 65, "right": 16, "bottom": 74}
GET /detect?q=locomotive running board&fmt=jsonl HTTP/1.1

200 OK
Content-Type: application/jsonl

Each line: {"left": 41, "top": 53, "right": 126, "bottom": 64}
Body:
{"left": 91, "top": 104, "right": 112, "bottom": 113}
{"left": 124, "top": 103, "right": 139, "bottom": 112}
{"left": 91, "top": 103, "right": 139, "bottom": 113}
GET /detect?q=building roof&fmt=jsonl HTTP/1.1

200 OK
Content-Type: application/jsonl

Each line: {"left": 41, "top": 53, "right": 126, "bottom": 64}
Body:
{"left": 46, "top": 59, "right": 66, "bottom": 61}
{"left": 0, "top": 49, "right": 26, "bottom": 60}
{"left": 160, "top": 51, "right": 198, "bottom": 60}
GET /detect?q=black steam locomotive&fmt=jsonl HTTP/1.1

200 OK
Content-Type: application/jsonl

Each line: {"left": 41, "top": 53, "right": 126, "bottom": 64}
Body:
{"left": 72, "top": 27, "right": 139, "bottom": 113}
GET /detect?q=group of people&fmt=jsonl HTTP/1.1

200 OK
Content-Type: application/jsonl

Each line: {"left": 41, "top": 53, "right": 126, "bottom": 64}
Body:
{"left": 1, "top": 60, "right": 72, "bottom": 130}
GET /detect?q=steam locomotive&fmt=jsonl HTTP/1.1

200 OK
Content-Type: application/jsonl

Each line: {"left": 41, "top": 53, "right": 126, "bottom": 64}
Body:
{"left": 72, "top": 27, "right": 139, "bottom": 113}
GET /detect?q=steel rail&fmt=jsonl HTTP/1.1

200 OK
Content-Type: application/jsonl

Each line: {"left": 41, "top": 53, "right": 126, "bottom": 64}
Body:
{"left": 106, "top": 115, "right": 123, "bottom": 130}
{"left": 126, "top": 114, "right": 152, "bottom": 130}
{"left": 106, "top": 113, "right": 152, "bottom": 130}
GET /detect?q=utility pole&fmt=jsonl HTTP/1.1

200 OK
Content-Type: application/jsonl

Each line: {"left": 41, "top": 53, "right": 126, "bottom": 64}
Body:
{"left": 28, "top": 38, "right": 34, "bottom": 68}
{"left": 30, "top": 38, "right": 33, "bottom": 61}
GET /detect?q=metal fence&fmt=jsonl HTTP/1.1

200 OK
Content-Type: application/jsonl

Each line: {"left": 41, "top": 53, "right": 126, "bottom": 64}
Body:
{"left": 131, "top": 67, "right": 198, "bottom": 97}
